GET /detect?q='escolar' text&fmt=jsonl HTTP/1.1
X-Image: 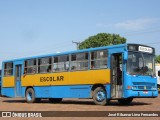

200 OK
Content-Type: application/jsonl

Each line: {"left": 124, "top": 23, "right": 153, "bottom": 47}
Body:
{"left": 40, "top": 76, "right": 64, "bottom": 82}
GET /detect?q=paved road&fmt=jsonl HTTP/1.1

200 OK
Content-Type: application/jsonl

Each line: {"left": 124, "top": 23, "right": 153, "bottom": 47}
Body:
{"left": 0, "top": 95, "right": 160, "bottom": 120}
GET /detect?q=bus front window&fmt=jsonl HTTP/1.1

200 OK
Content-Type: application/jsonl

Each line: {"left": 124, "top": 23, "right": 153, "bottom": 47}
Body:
{"left": 127, "top": 52, "right": 155, "bottom": 76}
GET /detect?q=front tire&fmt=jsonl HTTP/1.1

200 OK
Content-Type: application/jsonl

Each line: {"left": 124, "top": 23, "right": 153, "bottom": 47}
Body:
{"left": 25, "top": 88, "right": 38, "bottom": 103}
{"left": 92, "top": 87, "right": 107, "bottom": 106}
{"left": 118, "top": 98, "right": 133, "bottom": 105}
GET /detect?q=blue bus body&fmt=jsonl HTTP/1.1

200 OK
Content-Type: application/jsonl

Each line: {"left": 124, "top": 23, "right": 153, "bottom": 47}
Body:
{"left": 1, "top": 43, "right": 158, "bottom": 105}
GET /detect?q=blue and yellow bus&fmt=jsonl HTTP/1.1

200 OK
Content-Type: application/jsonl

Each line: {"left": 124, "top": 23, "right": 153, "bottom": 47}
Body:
{"left": 1, "top": 43, "right": 158, "bottom": 105}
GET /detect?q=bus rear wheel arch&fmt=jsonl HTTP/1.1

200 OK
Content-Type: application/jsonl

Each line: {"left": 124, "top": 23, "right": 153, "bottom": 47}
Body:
{"left": 25, "top": 87, "right": 41, "bottom": 103}
{"left": 92, "top": 86, "right": 108, "bottom": 106}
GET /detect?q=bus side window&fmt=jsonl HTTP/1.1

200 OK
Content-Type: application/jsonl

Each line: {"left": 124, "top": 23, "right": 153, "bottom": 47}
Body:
{"left": 25, "top": 59, "right": 37, "bottom": 74}
{"left": 55, "top": 68, "right": 59, "bottom": 72}
{"left": 53, "top": 55, "right": 69, "bottom": 72}
{"left": 71, "top": 52, "right": 88, "bottom": 71}
{"left": 71, "top": 66, "right": 76, "bottom": 70}
{"left": 4, "top": 62, "right": 13, "bottom": 76}
{"left": 38, "top": 57, "right": 52, "bottom": 73}
{"left": 91, "top": 61, "right": 95, "bottom": 69}
{"left": 90, "top": 50, "right": 108, "bottom": 69}
{"left": 47, "top": 65, "right": 52, "bottom": 72}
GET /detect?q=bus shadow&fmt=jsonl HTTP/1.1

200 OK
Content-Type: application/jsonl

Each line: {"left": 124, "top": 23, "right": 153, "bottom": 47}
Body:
{"left": 2, "top": 99, "right": 95, "bottom": 106}
{"left": 107, "top": 101, "right": 151, "bottom": 106}
{"left": 60, "top": 100, "right": 95, "bottom": 105}
{"left": 60, "top": 101, "right": 151, "bottom": 106}
{"left": 2, "top": 99, "right": 151, "bottom": 106}
{"left": 2, "top": 99, "right": 26, "bottom": 103}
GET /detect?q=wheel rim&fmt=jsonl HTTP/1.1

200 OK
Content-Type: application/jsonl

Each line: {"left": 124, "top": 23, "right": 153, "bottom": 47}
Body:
{"left": 27, "top": 92, "right": 32, "bottom": 101}
{"left": 96, "top": 91, "right": 105, "bottom": 102}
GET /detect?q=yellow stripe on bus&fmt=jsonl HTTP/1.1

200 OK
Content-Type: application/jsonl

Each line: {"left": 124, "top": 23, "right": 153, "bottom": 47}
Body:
{"left": 22, "top": 69, "right": 110, "bottom": 86}
{"left": 2, "top": 76, "right": 15, "bottom": 87}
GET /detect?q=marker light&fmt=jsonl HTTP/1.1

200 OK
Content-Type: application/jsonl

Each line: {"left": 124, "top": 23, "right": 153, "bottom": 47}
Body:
{"left": 127, "top": 86, "right": 131, "bottom": 89}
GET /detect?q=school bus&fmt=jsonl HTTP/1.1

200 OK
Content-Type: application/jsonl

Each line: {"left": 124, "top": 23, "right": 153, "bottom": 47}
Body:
{"left": 1, "top": 44, "right": 158, "bottom": 105}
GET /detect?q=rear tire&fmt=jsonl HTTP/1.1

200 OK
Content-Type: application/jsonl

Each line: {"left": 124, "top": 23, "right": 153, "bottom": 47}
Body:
{"left": 49, "top": 98, "right": 63, "bottom": 103}
{"left": 25, "top": 88, "right": 38, "bottom": 103}
{"left": 92, "top": 87, "right": 107, "bottom": 106}
{"left": 118, "top": 98, "right": 133, "bottom": 105}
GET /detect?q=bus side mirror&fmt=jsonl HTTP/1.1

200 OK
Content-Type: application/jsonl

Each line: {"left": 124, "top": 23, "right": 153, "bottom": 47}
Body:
{"left": 124, "top": 52, "right": 128, "bottom": 61}
{"left": 158, "top": 71, "right": 160, "bottom": 77}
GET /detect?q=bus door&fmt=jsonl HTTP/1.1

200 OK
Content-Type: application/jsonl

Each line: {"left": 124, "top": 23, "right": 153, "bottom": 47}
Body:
{"left": 111, "top": 53, "right": 123, "bottom": 98}
{"left": 14, "top": 61, "right": 23, "bottom": 97}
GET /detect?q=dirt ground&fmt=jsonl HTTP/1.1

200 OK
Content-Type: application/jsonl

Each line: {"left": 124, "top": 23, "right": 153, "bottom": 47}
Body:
{"left": 0, "top": 95, "right": 160, "bottom": 120}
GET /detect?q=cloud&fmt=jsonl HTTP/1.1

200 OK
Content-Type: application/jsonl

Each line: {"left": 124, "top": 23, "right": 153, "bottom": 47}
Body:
{"left": 96, "top": 18, "right": 159, "bottom": 31}
{"left": 114, "top": 18, "right": 158, "bottom": 30}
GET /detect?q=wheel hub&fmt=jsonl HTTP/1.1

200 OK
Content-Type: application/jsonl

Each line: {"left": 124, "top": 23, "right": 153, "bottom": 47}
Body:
{"left": 27, "top": 92, "right": 32, "bottom": 101}
{"left": 96, "top": 91, "right": 105, "bottom": 102}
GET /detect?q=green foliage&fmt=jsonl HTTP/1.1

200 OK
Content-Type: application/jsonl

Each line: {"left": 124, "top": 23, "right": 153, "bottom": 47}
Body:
{"left": 79, "top": 33, "right": 126, "bottom": 49}
{"left": 155, "top": 55, "right": 160, "bottom": 63}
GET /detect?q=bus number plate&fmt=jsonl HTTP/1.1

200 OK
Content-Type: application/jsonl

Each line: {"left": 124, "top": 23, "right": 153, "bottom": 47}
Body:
{"left": 143, "top": 91, "right": 148, "bottom": 94}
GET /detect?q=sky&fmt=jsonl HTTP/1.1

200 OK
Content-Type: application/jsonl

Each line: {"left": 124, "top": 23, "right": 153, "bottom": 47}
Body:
{"left": 0, "top": 0, "right": 160, "bottom": 68}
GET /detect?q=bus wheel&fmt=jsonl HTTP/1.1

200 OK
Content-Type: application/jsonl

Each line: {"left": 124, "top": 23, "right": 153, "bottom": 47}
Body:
{"left": 25, "top": 88, "right": 36, "bottom": 103}
{"left": 49, "top": 98, "right": 63, "bottom": 103}
{"left": 118, "top": 98, "right": 133, "bottom": 105}
{"left": 93, "top": 87, "right": 107, "bottom": 106}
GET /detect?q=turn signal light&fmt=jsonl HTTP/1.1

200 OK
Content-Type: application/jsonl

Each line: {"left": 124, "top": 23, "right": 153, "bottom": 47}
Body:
{"left": 127, "top": 86, "right": 131, "bottom": 89}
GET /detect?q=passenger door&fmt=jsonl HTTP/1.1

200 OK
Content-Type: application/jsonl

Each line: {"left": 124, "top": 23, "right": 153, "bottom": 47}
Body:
{"left": 14, "top": 61, "right": 23, "bottom": 97}
{"left": 111, "top": 53, "right": 123, "bottom": 98}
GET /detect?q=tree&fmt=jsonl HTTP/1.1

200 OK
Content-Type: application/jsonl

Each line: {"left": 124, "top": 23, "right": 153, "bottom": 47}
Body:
{"left": 155, "top": 55, "right": 160, "bottom": 63}
{"left": 78, "top": 33, "right": 126, "bottom": 49}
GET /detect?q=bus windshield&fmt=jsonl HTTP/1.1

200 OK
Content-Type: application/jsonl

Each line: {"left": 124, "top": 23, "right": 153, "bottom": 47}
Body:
{"left": 127, "top": 52, "right": 155, "bottom": 76}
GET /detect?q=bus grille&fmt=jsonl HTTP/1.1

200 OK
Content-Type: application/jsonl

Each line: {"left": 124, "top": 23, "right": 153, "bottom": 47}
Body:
{"left": 133, "top": 82, "right": 155, "bottom": 86}
{"left": 132, "top": 82, "right": 155, "bottom": 90}
{"left": 138, "top": 86, "right": 152, "bottom": 90}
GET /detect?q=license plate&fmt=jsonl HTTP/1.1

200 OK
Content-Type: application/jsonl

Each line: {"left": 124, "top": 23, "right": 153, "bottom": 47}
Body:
{"left": 143, "top": 91, "right": 148, "bottom": 94}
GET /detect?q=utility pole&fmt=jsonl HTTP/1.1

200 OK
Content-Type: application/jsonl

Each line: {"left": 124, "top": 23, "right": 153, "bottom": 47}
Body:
{"left": 72, "top": 41, "right": 81, "bottom": 50}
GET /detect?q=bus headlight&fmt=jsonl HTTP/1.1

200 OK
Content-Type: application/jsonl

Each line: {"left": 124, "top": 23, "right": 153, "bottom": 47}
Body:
{"left": 152, "top": 86, "right": 157, "bottom": 90}
{"left": 132, "top": 86, "right": 137, "bottom": 90}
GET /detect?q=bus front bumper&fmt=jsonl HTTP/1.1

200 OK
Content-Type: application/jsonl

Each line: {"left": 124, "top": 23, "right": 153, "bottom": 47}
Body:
{"left": 124, "top": 90, "right": 158, "bottom": 98}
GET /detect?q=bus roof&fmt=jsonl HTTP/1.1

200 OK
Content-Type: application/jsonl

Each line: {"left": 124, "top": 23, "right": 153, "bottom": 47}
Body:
{"left": 2, "top": 43, "right": 155, "bottom": 63}
{"left": 3, "top": 43, "right": 126, "bottom": 63}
